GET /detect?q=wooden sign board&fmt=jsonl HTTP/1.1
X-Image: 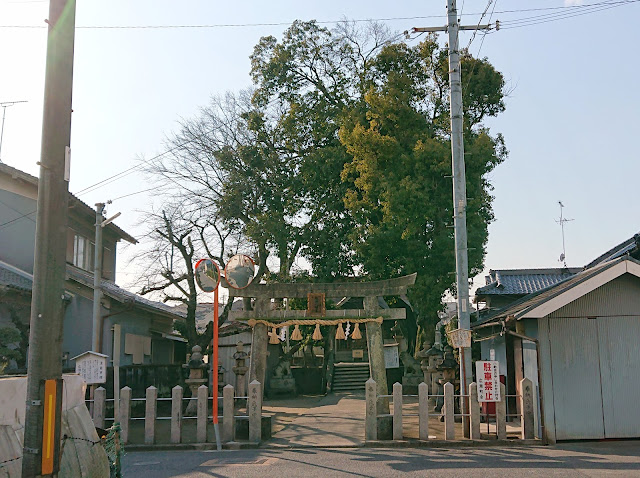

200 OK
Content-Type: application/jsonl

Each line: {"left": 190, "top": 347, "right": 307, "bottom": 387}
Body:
{"left": 447, "top": 328, "right": 472, "bottom": 348}
{"left": 72, "top": 351, "right": 108, "bottom": 384}
{"left": 307, "top": 292, "right": 326, "bottom": 317}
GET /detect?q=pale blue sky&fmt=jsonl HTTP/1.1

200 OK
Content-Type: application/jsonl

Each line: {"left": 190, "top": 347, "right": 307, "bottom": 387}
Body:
{"left": 1, "top": 0, "right": 639, "bottom": 292}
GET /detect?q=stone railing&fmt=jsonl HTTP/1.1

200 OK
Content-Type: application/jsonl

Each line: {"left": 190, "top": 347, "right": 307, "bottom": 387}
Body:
{"left": 88, "top": 380, "right": 264, "bottom": 445}
{"left": 365, "top": 377, "right": 536, "bottom": 441}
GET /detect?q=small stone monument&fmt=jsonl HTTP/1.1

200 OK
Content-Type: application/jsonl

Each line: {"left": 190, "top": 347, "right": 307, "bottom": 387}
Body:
{"left": 232, "top": 341, "right": 249, "bottom": 399}
{"left": 183, "top": 345, "right": 208, "bottom": 416}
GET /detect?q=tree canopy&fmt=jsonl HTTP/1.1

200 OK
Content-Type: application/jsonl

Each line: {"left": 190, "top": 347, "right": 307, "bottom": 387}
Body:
{"left": 141, "top": 20, "right": 508, "bottom": 349}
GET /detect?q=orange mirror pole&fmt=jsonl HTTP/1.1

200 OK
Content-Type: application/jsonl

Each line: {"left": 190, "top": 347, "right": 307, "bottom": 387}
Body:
{"left": 212, "top": 285, "right": 221, "bottom": 450}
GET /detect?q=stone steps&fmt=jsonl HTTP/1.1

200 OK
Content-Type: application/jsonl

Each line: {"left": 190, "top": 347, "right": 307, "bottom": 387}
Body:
{"left": 332, "top": 362, "right": 371, "bottom": 392}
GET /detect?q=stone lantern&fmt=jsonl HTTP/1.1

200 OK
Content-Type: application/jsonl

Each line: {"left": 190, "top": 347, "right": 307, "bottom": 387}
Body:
{"left": 183, "top": 345, "right": 208, "bottom": 415}
{"left": 417, "top": 342, "right": 444, "bottom": 395}
{"left": 232, "top": 341, "right": 249, "bottom": 399}
{"left": 434, "top": 346, "right": 458, "bottom": 413}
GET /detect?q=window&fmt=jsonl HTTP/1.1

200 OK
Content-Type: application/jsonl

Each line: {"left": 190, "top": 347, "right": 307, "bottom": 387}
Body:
{"left": 73, "top": 234, "right": 94, "bottom": 271}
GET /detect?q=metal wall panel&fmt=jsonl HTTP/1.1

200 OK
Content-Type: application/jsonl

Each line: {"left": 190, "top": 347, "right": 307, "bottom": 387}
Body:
{"left": 597, "top": 316, "right": 640, "bottom": 438}
{"left": 548, "top": 274, "right": 640, "bottom": 318}
{"left": 549, "top": 317, "right": 605, "bottom": 440}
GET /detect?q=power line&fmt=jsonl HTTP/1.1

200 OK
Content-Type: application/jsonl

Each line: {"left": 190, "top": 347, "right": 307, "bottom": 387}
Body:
{"left": 1, "top": 2, "right": 637, "bottom": 30}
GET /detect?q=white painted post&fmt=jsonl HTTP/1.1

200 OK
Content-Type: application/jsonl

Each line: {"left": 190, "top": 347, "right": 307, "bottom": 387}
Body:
{"left": 248, "top": 380, "right": 262, "bottom": 443}
{"left": 171, "top": 385, "right": 183, "bottom": 444}
{"left": 365, "top": 378, "right": 377, "bottom": 441}
{"left": 197, "top": 385, "right": 208, "bottom": 443}
{"left": 393, "top": 382, "right": 403, "bottom": 440}
{"left": 496, "top": 383, "right": 507, "bottom": 440}
{"left": 469, "top": 382, "right": 480, "bottom": 440}
{"left": 418, "top": 382, "right": 429, "bottom": 441}
{"left": 119, "top": 386, "right": 131, "bottom": 444}
{"left": 93, "top": 386, "right": 106, "bottom": 429}
{"left": 444, "top": 382, "right": 455, "bottom": 440}
{"left": 520, "top": 378, "right": 535, "bottom": 440}
{"left": 144, "top": 386, "right": 157, "bottom": 445}
{"left": 223, "top": 384, "right": 235, "bottom": 442}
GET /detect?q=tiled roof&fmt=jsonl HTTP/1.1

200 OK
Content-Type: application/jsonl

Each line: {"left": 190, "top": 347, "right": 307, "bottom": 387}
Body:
{"left": 476, "top": 267, "right": 582, "bottom": 297}
{"left": 66, "top": 266, "right": 185, "bottom": 320}
{"left": 473, "top": 258, "right": 630, "bottom": 328}
{"left": 0, "top": 260, "right": 33, "bottom": 292}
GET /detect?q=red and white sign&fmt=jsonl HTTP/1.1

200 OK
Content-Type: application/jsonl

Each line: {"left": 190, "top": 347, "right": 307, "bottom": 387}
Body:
{"left": 476, "top": 360, "right": 500, "bottom": 402}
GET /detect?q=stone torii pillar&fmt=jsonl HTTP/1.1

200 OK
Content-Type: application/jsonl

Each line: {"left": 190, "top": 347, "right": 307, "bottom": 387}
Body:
{"left": 364, "top": 296, "right": 388, "bottom": 414}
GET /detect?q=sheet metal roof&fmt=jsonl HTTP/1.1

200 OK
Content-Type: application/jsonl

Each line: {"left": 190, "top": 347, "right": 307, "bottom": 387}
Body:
{"left": 584, "top": 233, "right": 640, "bottom": 269}
{"left": 66, "top": 266, "right": 185, "bottom": 320}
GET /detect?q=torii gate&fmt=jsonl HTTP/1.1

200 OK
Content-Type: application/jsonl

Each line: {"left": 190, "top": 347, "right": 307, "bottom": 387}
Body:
{"left": 222, "top": 273, "right": 417, "bottom": 403}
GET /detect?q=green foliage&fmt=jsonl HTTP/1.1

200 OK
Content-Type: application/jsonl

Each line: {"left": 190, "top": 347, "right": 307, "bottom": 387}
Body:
{"left": 0, "top": 326, "right": 22, "bottom": 373}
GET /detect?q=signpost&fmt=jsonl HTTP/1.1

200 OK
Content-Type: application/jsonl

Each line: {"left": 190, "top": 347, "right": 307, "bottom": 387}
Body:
{"left": 476, "top": 360, "right": 500, "bottom": 402}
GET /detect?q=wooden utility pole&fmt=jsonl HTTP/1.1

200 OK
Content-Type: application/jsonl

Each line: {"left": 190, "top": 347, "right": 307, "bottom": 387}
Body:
{"left": 413, "top": 0, "right": 495, "bottom": 438}
{"left": 22, "top": 0, "right": 76, "bottom": 476}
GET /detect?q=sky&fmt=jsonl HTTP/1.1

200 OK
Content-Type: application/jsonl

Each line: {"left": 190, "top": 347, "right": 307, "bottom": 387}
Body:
{"left": 1, "top": 0, "right": 639, "bottom": 297}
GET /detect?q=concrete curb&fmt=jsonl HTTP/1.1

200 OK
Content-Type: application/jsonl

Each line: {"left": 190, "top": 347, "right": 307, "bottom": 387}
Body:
{"left": 124, "top": 438, "right": 543, "bottom": 452}
{"left": 124, "top": 441, "right": 260, "bottom": 452}
{"left": 364, "top": 439, "right": 543, "bottom": 448}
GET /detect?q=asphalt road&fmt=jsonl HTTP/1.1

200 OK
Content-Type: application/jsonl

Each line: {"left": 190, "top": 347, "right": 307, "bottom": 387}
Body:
{"left": 122, "top": 441, "right": 640, "bottom": 478}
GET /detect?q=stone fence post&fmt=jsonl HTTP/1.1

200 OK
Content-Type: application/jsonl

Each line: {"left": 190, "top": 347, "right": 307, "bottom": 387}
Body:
{"left": 469, "top": 382, "right": 480, "bottom": 440}
{"left": 93, "top": 386, "right": 106, "bottom": 429}
{"left": 496, "top": 383, "right": 506, "bottom": 440}
{"left": 119, "top": 387, "right": 131, "bottom": 444}
{"left": 520, "top": 378, "right": 535, "bottom": 439}
{"left": 145, "top": 386, "right": 157, "bottom": 445}
{"left": 365, "top": 378, "right": 377, "bottom": 441}
{"left": 223, "top": 384, "right": 235, "bottom": 442}
{"left": 444, "top": 382, "right": 455, "bottom": 440}
{"left": 248, "top": 380, "right": 262, "bottom": 443}
{"left": 418, "top": 382, "right": 429, "bottom": 441}
{"left": 171, "top": 385, "right": 183, "bottom": 444}
{"left": 392, "top": 382, "right": 403, "bottom": 440}
{"left": 197, "top": 385, "right": 208, "bottom": 443}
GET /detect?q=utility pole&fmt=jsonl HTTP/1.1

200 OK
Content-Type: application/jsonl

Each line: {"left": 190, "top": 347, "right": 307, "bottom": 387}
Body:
{"left": 22, "top": 0, "right": 76, "bottom": 476}
{"left": 92, "top": 203, "right": 105, "bottom": 352}
{"left": 0, "top": 100, "right": 28, "bottom": 162}
{"left": 413, "top": 0, "right": 495, "bottom": 438}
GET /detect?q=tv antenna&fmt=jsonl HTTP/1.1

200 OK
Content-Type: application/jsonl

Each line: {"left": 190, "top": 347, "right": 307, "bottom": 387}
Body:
{"left": 556, "top": 201, "right": 573, "bottom": 267}
{"left": 0, "top": 100, "right": 28, "bottom": 163}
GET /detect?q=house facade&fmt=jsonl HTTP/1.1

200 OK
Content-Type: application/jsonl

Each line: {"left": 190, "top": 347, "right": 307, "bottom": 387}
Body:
{"left": 0, "top": 163, "right": 185, "bottom": 372}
